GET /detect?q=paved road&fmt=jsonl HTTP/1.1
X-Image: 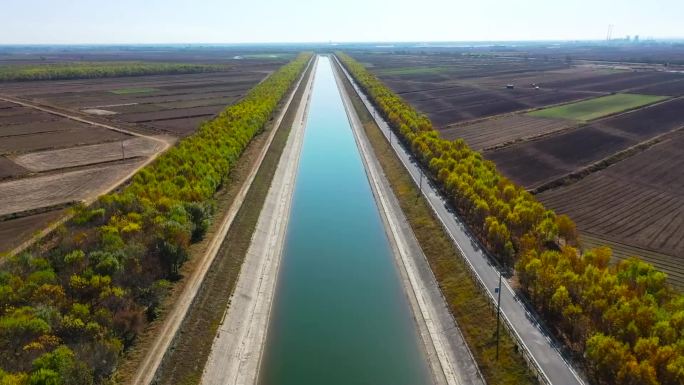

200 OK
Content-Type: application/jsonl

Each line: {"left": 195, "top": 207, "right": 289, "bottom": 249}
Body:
{"left": 334, "top": 56, "right": 585, "bottom": 385}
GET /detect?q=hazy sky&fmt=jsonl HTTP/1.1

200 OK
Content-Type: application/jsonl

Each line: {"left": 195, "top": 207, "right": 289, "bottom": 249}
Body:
{"left": 1, "top": 0, "right": 682, "bottom": 44}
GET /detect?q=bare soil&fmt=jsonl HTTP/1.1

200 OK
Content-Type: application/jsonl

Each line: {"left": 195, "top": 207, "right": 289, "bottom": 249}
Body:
{"left": 0, "top": 208, "right": 66, "bottom": 252}
{"left": 0, "top": 156, "right": 27, "bottom": 179}
{"left": 0, "top": 119, "right": 93, "bottom": 137}
{"left": 441, "top": 115, "right": 573, "bottom": 150}
{"left": 0, "top": 160, "right": 143, "bottom": 216}
{"left": 538, "top": 133, "right": 684, "bottom": 286}
{"left": 0, "top": 125, "right": 129, "bottom": 155}
{"left": 13, "top": 136, "right": 162, "bottom": 172}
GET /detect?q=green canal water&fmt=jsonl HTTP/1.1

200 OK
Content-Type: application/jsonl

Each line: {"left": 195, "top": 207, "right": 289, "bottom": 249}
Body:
{"left": 258, "top": 56, "right": 433, "bottom": 385}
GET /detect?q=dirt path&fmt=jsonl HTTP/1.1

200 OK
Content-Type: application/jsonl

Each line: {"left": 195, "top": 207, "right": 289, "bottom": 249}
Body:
{"left": 129, "top": 57, "right": 315, "bottom": 385}
{"left": 0, "top": 95, "right": 172, "bottom": 258}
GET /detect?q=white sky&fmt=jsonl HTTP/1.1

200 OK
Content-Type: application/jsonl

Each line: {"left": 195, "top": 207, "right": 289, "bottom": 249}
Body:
{"left": 1, "top": 0, "right": 681, "bottom": 44}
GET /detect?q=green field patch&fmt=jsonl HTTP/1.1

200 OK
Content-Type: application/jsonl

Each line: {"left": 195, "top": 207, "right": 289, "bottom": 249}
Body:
{"left": 528, "top": 93, "right": 668, "bottom": 121}
{"left": 110, "top": 87, "right": 159, "bottom": 95}
{"left": 375, "top": 66, "right": 456, "bottom": 76}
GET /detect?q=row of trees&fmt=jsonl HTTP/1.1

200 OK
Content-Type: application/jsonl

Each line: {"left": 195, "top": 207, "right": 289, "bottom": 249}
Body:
{"left": 0, "top": 53, "right": 312, "bottom": 384}
{"left": 0, "top": 62, "right": 235, "bottom": 82}
{"left": 337, "top": 52, "right": 684, "bottom": 385}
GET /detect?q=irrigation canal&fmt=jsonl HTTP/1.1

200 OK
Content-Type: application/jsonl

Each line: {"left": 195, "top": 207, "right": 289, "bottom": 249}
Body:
{"left": 257, "top": 56, "right": 433, "bottom": 385}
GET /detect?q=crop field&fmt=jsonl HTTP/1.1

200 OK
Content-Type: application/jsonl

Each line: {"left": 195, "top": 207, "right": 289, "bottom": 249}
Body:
{"left": 0, "top": 124, "right": 128, "bottom": 154}
{"left": 0, "top": 161, "right": 143, "bottom": 217}
{"left": 13, "top": 136, "right": 163, "bottom": 172}
{"left": 0, "top": 71, "right": 275, "bottom": 136}
{"left": 352, "top": 47, "right": 684, "bottom": 287}
{"left": 538, "top": 71, "right": 679, "bottom": 92}
{"left": 0, "top": 209, "right": 66, "bottom": 251}
{"left": 486, "top": 97, "right": 684, "bottom": 188}
{"left": 527, "top": 93, "right": 668, "bottom": 121}
{"left": 538, "top": 131, "right": 684, "bottom": 287}
{"left": 0, "top": 48, "right": 295, "bottom": 253}
{"left": 0, "top": 156, "right": 27, "bottom": 179}
{"left": 580, "top": 234, "right": 684, "bottom": 289}
{"left": 441, "top": 115, "right": 573, "bottom": 150}
{"left": 352, "top": 51, "right": 684, "bottom": 130}
{"left": 631, "top": 77, "right": 684, "bottom": 96}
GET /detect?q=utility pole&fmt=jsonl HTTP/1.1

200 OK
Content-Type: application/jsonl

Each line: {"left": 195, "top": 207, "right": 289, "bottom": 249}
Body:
{"left": 418, "top": 169, "right": 424, "bottom": 196}
{"left": 496, "top": 271, "right": 502, "bottom": 360}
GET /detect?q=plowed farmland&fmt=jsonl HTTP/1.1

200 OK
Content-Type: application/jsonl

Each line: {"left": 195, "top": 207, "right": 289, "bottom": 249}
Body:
{"left": 0, "top": 71, "right": 274, "bottom": 136}
{"left": 486, "top": 97, "right": 684, "bottom": 189}
{"left": 352, "top": 47, "right": 684, "bottom": 287}
{"left": 441, "top": 115, "right": 573, "bottom": 150}
{"left": 538, "top": 132, "right": 684, "bottom": 288}
{"left": 13, "top": 136, "right": 162, "bottom": 172}
{"left": 0, "top": 161, "right": 144, "bottom": 217}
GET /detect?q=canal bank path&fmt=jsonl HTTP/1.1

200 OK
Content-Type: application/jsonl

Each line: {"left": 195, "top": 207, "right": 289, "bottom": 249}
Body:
{"left": 332, "top": 59, "right": 485, "bottom": 385}
{"left": 200, "top": 55, "right": 317, "bottom": 385}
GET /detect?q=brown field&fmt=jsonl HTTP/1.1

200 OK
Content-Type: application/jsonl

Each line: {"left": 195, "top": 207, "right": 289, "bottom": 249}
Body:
{"left": 0, "top": 109, "right": 57, "bottom": 125}
{"left": 538, "top": 132, "right": 684, "bottom": 287}
{"left": 0, "top": 125, "right": 129, "bottom": 155}
{"left": 539, "top": 71, "right": 679, "bottom": 93}
{"left": 631, "top": 78, "right": 684, "bottom": 96}
{"left": 13, "top": 136, "right": 163, "bottom": 172}
{"left": 0, "top": 119, "right": 93, "bottom": 137}
{"left": 441, "top": 115, "right": 573, "bottom": 150}
{"left": 116, "top": 105, "right": 222, "bottom": 123}
{"left": 1, "top": 70, "right": 277, "bottom": 137}
{"left": 0, "top": 160, "right": 144, "bottom": 217}
{"left": 600, "top": 97, "right": 684, "bottom": 138}
{"left": 354, "top": 51, "right": 684, "bottom": 130}
{"left": 0, "top": 209, "right": 66, "bottom": 251}
{"left": 0, "top": 156, "right": 27, "bottom": 179}
{"left": 486, "top": 97, "right": 684, "bottom": 188}
{"left": 486, "top": 124, "right": 636, "bottom": 188}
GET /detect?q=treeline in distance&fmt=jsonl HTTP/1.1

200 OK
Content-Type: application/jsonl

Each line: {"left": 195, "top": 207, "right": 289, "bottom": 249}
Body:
{"left": 0, "top": 62, "right": 235, "bottom": 82}
{"left": 0, "top": 53, "right": 311, "bottom": 384}
{"left": 337, "top": 52, "right": 684, "bottom": 385}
